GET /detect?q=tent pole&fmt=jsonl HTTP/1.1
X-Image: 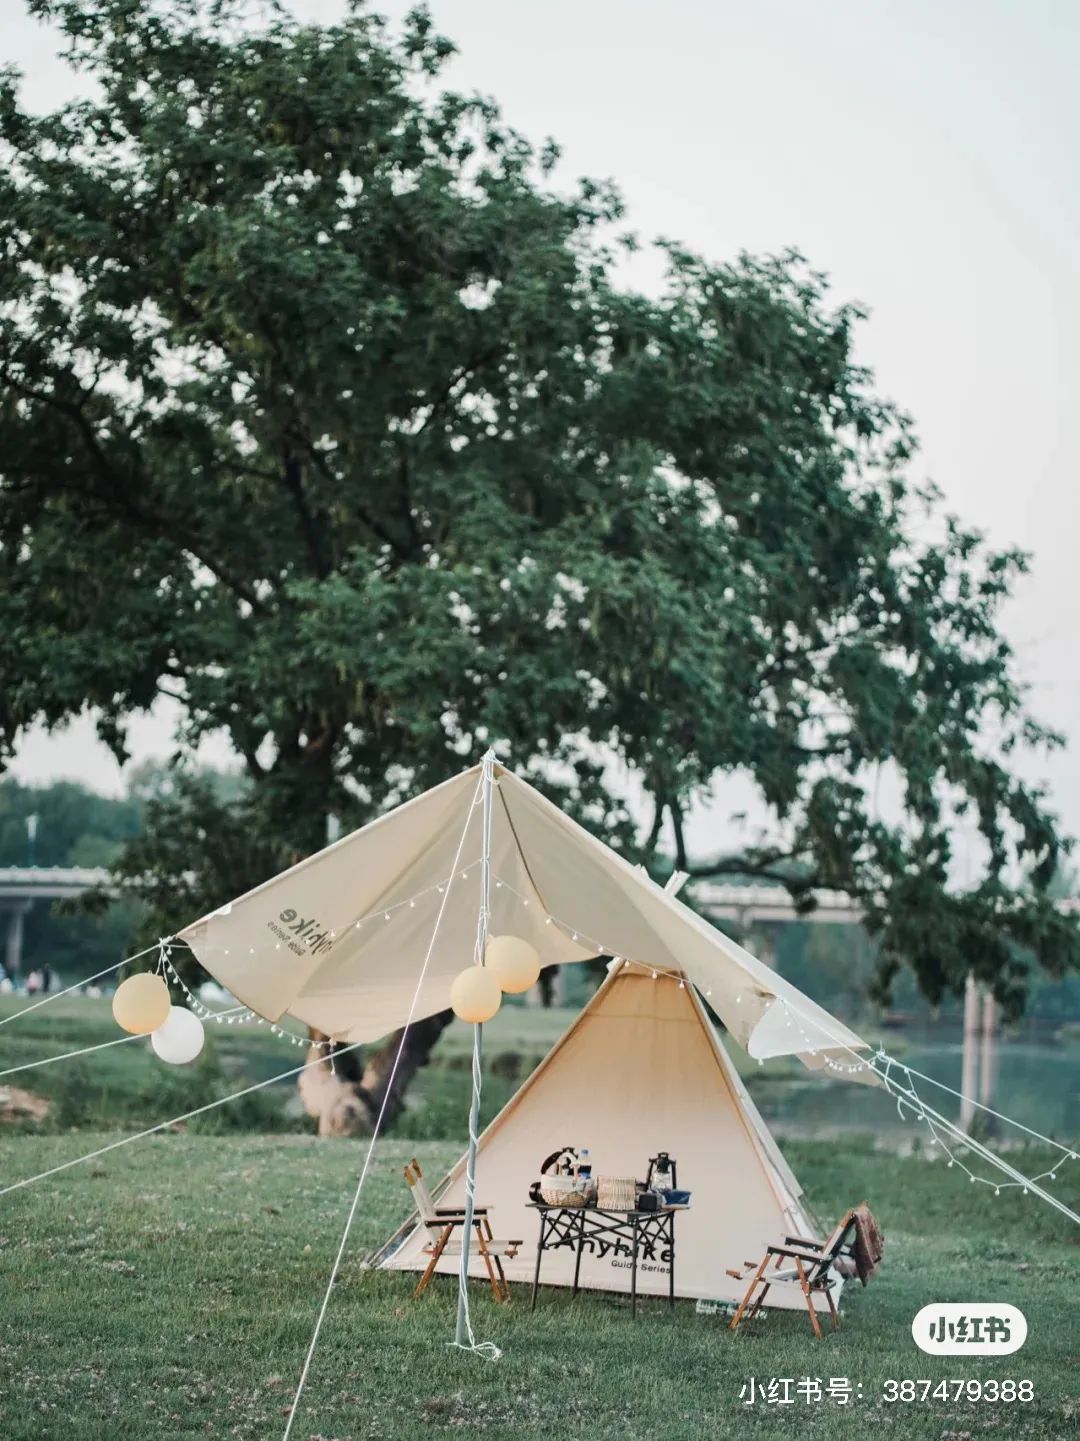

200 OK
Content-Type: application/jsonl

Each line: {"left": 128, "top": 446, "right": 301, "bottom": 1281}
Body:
{"left": 455, "top": 750, "right": 495, "bottom": 1347}
{"left": 456, "top": 1022, "right": 485, "bottom": 1344}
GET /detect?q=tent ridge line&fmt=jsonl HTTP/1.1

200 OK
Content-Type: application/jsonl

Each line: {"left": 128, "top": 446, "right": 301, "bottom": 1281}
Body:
{"left": 497, "top": 771, "right": 867, "bottom": 1056}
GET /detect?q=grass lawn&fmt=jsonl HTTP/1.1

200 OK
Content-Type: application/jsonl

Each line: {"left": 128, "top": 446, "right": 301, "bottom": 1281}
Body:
{"left": 1, "top": 999, "right": 1078, "bottom": 1439}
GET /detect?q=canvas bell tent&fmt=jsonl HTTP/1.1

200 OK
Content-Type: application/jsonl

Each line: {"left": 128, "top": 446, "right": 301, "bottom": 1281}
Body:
{"left": 372, "top": 959, "right": 826, "bottom": 1309}
{"left": 178, "top": 756, "right": 880, "bottom": 1319}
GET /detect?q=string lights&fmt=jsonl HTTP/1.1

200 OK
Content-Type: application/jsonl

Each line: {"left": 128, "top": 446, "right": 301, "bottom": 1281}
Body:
{"left": 777, "top": 997, "right": 1079, "bottom": 1206}
{"left": 5, "top": 856, "right": 1073, "bottom": 1226}
{"left": 159, "top": 945, "right": 337, "bottom": 1059}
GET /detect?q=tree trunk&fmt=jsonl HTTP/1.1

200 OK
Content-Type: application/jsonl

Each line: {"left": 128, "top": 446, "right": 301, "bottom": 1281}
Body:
{"left": 298, "top": 1010, "right": 455, "bottom": 1136}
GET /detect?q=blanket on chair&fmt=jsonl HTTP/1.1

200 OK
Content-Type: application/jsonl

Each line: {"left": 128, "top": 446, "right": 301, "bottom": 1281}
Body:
{"left": 852, "top": 1201, "right": 885, "bottom": 1285}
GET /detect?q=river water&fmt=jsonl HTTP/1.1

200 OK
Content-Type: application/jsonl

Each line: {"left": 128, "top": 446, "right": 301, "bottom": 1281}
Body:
{"left": 748, "top": 1031, "right": 1080, "bottom": 1144}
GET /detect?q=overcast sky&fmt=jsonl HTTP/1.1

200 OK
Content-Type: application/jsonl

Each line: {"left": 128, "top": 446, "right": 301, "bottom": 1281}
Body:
{"left": 7, "top": 0, "right": 1079, "bottom": 861}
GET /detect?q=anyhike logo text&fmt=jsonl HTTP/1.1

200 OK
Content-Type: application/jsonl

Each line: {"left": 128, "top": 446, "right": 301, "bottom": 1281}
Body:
{"left": 267, "top": 908, "right": 336, "bottom": 958}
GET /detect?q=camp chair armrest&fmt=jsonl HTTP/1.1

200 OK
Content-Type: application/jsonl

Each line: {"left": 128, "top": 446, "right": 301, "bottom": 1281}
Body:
{"left": 784, "top": 1235, "right": 823, "bottom": 1249}
{"left": 767, "top": 1245, "right": 827, "bottom": 1265}
{"left": 434, "top": 1205, "right": 489, "bottom": 1216}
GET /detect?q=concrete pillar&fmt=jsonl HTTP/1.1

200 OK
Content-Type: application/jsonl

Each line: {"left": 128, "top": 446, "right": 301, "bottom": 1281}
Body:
{"left": 5, "top": 904, "right": 28, "bottom": 977}
{"left": 960, "top": 971, "right": 980, "bottom": 1132}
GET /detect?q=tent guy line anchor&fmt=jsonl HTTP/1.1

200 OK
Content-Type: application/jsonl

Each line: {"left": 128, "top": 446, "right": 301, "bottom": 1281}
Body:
{"left": 281, "top": 771, "right": 488, "bottom": 1441}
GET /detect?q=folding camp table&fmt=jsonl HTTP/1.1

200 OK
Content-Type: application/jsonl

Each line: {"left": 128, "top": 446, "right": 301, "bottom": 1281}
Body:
{"left": 527, "top": 1202, "right": 686, "bottom": 1318}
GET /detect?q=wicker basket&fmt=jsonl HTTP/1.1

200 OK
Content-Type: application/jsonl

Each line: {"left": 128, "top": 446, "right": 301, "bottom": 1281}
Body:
{"left": 539, "top": 1174, "right": 593, "bottom": 1207}
{"left": 596, "top": 1176, "right": 638, "bottom": 1211}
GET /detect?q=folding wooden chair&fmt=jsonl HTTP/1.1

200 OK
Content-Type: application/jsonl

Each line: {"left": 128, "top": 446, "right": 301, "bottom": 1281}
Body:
{"left": 404, "top": 1157, "right": 522, "bottom": 1303}
{"left": 727, "top": 1208, "right": 860, "bottom": 1339}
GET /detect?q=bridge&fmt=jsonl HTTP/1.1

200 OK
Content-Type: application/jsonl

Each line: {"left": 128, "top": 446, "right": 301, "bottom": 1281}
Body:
{"left": 0, "top": 865, "right": 866, "bottom": 977}
{"left": 3, "top": 866, "right": 1073, "bottom": 978}
{"left": 0, "top": 867, "right": 109, "bottom": 975}
{"left": 695, "top": 882, "right": 862, "bottom": 926}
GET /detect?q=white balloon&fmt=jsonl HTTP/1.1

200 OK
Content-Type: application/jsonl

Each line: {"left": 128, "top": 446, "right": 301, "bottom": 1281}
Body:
{"left": 151, "top": 1005, "right": 206, "bottom": 1065}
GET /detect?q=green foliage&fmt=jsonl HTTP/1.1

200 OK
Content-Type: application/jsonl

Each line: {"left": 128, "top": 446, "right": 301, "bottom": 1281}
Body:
{"left": 0, "top": 777, "right": 143, "bottom": 978}
{"left": 0, "top": 0, "right": 1076, "bottom": 1010}
{"left": 774, "top": 922, "right": 879, "bottom": 1014}
{"left": 0, "top": 993, "right": 311, "bottom": 1131}
{"left": 0, "top": 777, "right": 139, "bottom": 868}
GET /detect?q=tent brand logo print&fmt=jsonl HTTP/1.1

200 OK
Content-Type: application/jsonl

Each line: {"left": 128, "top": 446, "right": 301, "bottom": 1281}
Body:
{"left": 268, "top": 907, "right": 337, "bottom": 959}
{"left": 547, "top": 1230, "right": 672, "bottom": 1271}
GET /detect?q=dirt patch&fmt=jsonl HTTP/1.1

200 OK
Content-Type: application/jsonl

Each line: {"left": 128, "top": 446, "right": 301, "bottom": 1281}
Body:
{"left": 0, "top": 1085, "right": 51, "bottom": 1123}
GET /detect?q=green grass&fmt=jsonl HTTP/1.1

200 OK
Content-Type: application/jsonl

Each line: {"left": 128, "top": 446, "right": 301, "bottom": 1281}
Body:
{"left": 0, "top": 1134, "right": 1076, "bottom": 1440}
{"left": 0, "top": 995, "right": 581, "bottom": 1135}
{"left": 1, "top": 997, "right": 1078, "bottom": 1439}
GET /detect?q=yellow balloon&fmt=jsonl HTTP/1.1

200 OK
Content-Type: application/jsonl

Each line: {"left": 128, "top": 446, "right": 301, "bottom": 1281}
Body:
{"left": 449, "top": 966, "right": 502, "bottom": 1024}
{"left": 112, "top": 972, "right": 171, "bottom": 1035}
{"left": 486, "top": 934, "right": 541, "bottom": 994}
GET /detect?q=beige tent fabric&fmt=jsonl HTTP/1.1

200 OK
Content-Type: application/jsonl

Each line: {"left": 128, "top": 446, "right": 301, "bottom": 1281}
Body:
{"left": 494, "top": 770, "right": 874, "bottom": 1076}
{"left": 178, "top": 766, "right": 594, "bottom": 1040}
{"left": 374, "top": 963, "right": 833, "bottom": 1310}
{"left": 180, "top": 759, "right": 874, "bottom": 1075}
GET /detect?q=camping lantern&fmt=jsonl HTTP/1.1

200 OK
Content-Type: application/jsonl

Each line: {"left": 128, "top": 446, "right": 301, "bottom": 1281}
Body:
{"left": 486, "top": 934, "right": 541, "bottom": 994}
{"left": 450, "top": 965, "right": 501, "bottom": 1024}
{"left": 112, "top": 972, "right": 171, "bottom": 1035}
{"left": 150, "top": 1005, "right": 206, "bottom": 1065}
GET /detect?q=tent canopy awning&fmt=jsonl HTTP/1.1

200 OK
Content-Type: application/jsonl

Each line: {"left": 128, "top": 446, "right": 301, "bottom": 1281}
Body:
{"left": 180, "top": 760, "right": 874, "bottom": 1077}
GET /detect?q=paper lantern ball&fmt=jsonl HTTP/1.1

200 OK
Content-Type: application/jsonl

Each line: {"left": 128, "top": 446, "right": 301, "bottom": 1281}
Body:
{"left": 112, "top": 972, "right": 171, "bottom": 1035}
{"left": 449, "top": 966, "right": 502, "bottom": 1024}
{"left": 151, "top": 1005, "right": 206, "bottom": 1065}
{"left": 486, "top": 934, "right": 541, "bottom": 994}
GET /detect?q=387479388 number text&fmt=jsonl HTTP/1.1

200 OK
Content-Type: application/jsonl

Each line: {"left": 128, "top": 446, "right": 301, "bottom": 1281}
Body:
{"left": 883, "top": 1379, "right": 1033, "bottom": 1403}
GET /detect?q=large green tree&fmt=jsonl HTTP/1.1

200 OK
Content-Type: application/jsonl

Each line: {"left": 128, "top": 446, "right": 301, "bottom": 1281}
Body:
{"left": 1, "top": 1, "right": 1076, "bottom": 1111}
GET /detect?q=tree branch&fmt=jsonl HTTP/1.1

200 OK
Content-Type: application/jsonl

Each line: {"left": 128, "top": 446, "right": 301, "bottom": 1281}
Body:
{"left": 685, "top": 849, "right": 817, "bottom": 888}
{"left": 281, "top": 448, "right": 333, "bottom": 577}
{"left": 669, "top": 797, "right": 689, "bottom": 871}
{"left": 2, "top": 370, "right": 267, "bottom": 613}
{"left": 297, "top": 438, "right": 409, "bottom": 559}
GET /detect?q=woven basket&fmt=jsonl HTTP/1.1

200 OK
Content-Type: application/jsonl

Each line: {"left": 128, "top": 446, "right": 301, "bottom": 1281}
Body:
{"left": 596, "top": 1176, "right": 638, "bottom": 1211}
{"left": 539, "top": 1174, "right": 592, "bottom": 1207}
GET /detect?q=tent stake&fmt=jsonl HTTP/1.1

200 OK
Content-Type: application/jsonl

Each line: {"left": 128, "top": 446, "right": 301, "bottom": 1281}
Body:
{"left": 455, "top": 750, "right": 495, "bottom": 1349}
